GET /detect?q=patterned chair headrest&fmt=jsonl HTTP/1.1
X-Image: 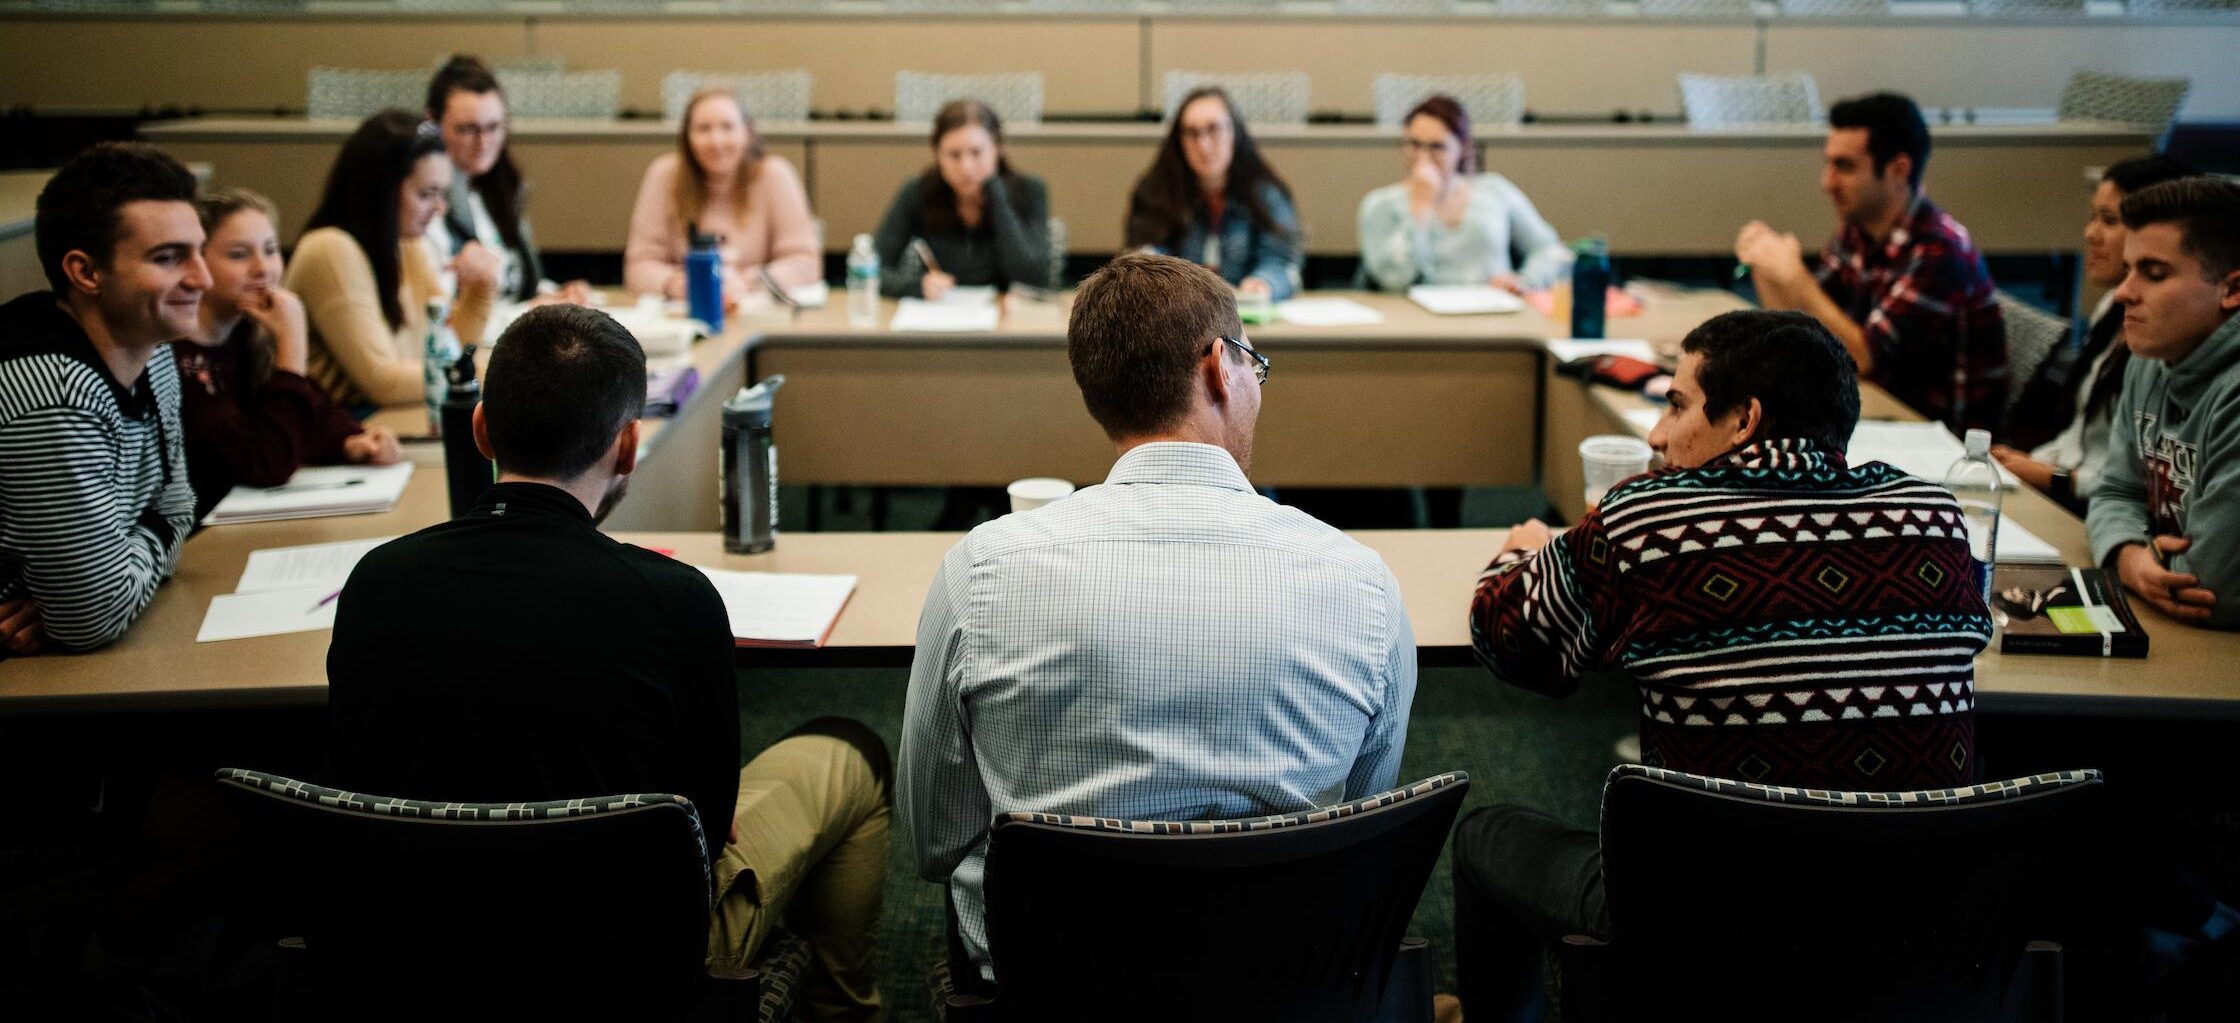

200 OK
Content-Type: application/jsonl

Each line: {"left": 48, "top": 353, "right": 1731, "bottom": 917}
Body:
{"left": 995, "top": 771, "right": 1467, "bottom": 835}
{"left": 1606, "top": 764, "right": 2100, "bottom": 809}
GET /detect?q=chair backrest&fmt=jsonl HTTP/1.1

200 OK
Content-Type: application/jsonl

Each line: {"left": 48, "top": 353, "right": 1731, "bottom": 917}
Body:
{"left": 1164, "top": 70, "right": 1312, "bottom": 127}
{"left": 395, "top": 0, "right": 509, "bottom": 10}
{"left": 1994, "top": 290, "right": 2072, "bottom": 420}
{"left": 1679, "top": 72, "right": 1824, "bottom": 129}
{"left": 889, "top": 0, "right": 1003, "bottom": 9}
{"left": 1968, "top": 0, "right": 2085, "bottom": 13}
{"left": 306, "top": 68, "right": 429, "bottom": 120}
{"left": 2126, "top": 0, "right": 2240, "bottom": 12}
{"left": 1640, "top": 0, "right": 1753, "bottom": 15}
{"left": 1046, "top": 216, "right": 1068, "bottom": 289}
{"left": 499, "top": 69, "right": 623, "bottom": 120}
{"left": 1776, "top": 0, "right": 1889, "bottom": 14}
{"left": 215, "top": 767, "right": 713, "bottom": 1016}
{"left": 200, "top": 0, "right": 305, "bottom": 9}
{"left": 896, "top": 71, "right": 1045, "bottom": 125}
{"left": 1491, "top": 0, "right": 1607, "bottom": 13}
{"left": 2059, "top": 70, "right": 2191, "bottom": 138}
{"left": 36, "top": 0, "right": 156, "bottom": 10}
{"left": 1598, "top": 765, "right": 2105, "bottom": 1019}
{"left": 1338, "top": 0, "right": 1454, "bottom": 13}
{"left": 663, "top": 69, "right": 814, "bottom": 123}
{"left": 1023, "top": 0, "right": 1137, "bottom": 9}
{"left": 980, "top": 772, "right": 1468, "bottom": 1019}
{"left": 1373, "top": 73, "right": 1527, "bottom": 129}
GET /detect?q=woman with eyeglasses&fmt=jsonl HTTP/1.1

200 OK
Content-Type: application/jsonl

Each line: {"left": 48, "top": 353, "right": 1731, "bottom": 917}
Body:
{"left": 625, "top": 87, "right": 820, "bottom": 304}
{"left": 1358, "top": 94, "right": 1569, "bottom": 294}
{"left": 424, "top": 54, "right": 591, "bottom": 306}
{"left": 286, "top": 109, "right": 498, "bottom": 409}
{"left": 177, "top": 188, "right": 401, "bottom": 518}
{"left": 1124, "top": 86, "right": 1302, "bottom": 301}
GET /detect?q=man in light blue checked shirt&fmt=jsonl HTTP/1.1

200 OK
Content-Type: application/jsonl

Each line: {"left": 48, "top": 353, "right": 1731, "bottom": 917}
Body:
{"left": 899, "top": 253, "right": 1418, "bottom": 989}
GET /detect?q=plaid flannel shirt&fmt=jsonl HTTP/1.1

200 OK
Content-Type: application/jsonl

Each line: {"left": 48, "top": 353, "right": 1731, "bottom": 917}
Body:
{"left": 1816, "top": 196, "right": 2007, "bottom": 435}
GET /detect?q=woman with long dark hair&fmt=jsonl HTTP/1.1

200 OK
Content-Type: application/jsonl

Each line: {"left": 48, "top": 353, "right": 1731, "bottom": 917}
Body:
{"left": 424, "top": 54, "right": 590, "bottom": 305}
{"left": 176, "top": 189, "right": 399, "bottom": 517}
{"left": 624, "top": 87, "right": 819, "bottom": 302}
{"left": 872, "top": 99, "right": 1051, "bottom": 298}
{"left": 1123, "top": 86, "right": 1302, "bottom": 300}
{"left": 1358, "top": 94, "right": 1569, "bottom": 293}
{"left": 1992, "top": 155, "right": 2198, "bottom": 513}
{"left": 285, "top": 109, "right": 499, "bottom": 408}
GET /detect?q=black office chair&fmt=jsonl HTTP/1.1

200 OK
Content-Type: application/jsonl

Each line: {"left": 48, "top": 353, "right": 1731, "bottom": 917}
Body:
{"left": 1556, "top": 765, "right": 2105, "bottom": 1023}
{"left": 935, "top": 771, "right": 1469, "bottom": 1022}
{"left": 214, "top": 767, "right": 808, "bottom": 1022}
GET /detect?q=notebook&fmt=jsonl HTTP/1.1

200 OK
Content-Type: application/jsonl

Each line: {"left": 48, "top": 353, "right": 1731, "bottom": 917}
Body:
{"left": 1406, "top": 285, "right": 1525, "bottom": 316}
{"left": 203, "top": 462, "right": 415, "bottom": 525}
{"left": 696, "top": 568, "right": 858, "bottom": 648}
{"left": 1994, "top": 565, "right": 2149, "bottom": 658}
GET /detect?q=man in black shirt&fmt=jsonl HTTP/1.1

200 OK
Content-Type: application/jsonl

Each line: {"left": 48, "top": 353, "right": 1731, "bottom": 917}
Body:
{"left": 326, "top": 304, "right": 888, "bottom": 1020}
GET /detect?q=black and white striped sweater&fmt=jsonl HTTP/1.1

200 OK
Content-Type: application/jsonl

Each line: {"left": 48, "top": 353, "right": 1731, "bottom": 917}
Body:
{"left": 0, "top": 292, "right": 196, "bottom": 651}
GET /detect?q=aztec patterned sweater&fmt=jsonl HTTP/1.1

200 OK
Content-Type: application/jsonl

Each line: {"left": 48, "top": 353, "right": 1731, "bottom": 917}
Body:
{"left": 1471, "top": 437, "right": 1992, "bottom": 790}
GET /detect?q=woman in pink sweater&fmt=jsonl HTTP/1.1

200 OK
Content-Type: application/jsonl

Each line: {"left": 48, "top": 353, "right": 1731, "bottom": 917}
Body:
{"left": 625, "top": 88, "right": 821, "bottom": 302}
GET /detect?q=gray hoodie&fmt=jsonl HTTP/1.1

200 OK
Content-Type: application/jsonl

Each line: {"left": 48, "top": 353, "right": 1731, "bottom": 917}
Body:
{"left": 2089, "top": 311, "right": 2240, "bottom": 629}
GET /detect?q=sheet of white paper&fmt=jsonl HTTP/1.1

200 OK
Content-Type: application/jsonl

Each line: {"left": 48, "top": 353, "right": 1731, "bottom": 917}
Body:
{"left": 204, "top": 462, "right": 416, "bottom": 525}
{"left": 1847, "top": 421, "right": 2019, "bottom": 488}
{"left": 784, "top": 280, "right": 831, "bottom": 309}
{"left": 1545, "top": 338, "right": 1656, "bottom": 363}
{"left": 235, "top": 537, "right": 397, "bottom": 594}
{"left": 1997, "top": 519, "right": 2065, "bottom": 565}
{"left": 934, "top": 285, "right": 998, "bottom": 307}
{"left": 196, "top": 587, "right": 339, "bottom": 643}
{"left": 1407, "top": 284, "right": 1526, "bottom": 315}
{"left": 696, "top": 568, "right": 859, "bottom": 645}
{"left": 1276, "top": 297, "right": 1386, "bottom": 327}
{"left": 889, "top": 298, "right": 1000, "bottom": 333}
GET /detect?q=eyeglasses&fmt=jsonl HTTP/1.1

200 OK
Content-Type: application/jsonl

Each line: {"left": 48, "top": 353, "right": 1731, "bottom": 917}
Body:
{"left": 1402, "top": 138, "right": 1455, "bottom": 155}
{"left": 1180, "top": 121, "right": 1233, "bottom": 143}
{"left": 1209, "top": 335, "right": 1269, "bottom": 384}
{"left": 446, "top": 119, "right": 509, "bottom": 141}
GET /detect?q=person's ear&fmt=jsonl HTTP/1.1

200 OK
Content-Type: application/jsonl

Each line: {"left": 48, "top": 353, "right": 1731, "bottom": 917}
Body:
{"left": 1884, "top": 153, "right": 1914, "bottom": 192}
{"left": 471, "top": 402, "right": 496, "bottom": 462}
{"left": 2218, "top": 268, "right": 2240, "bottom": 313}
{"left": 59, "top": 250, "right": 102, "bottom": 296}
{"left": 1202, "top": 342, "right": 1233, "bottom": 408}
{"left": 1731, "top": 397, "right": 1765, "bottom": 447}
{"left": 612, "top": 419, "right": 640, "bottom": 478}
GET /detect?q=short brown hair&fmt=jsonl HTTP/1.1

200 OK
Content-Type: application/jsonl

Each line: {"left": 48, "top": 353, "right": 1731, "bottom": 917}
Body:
{"left": 1067, "top": 253, "right": 1243, "bottom": 439}
{"left": 2121, "top": 177, "right": 2240, "bottom": 281}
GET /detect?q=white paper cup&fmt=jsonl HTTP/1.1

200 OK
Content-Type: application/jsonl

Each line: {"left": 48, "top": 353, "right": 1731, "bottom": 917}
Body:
{"left": 1007, "top": 477, "right": 1075, "bottom": 514}
{"left": 1579, "top": 435, "right": 1654, "bottom": 509}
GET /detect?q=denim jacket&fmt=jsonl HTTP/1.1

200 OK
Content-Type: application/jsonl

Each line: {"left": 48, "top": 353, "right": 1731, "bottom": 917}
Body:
{"left": 1145, "top": 179, "right": 1303, "bottom": 300}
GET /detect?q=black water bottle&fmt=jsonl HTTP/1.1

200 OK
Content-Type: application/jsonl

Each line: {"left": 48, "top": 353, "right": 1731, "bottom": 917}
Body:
{"left": 441, "top": 345, "right": 491, "bottom": 516}
{"left": 721, "top": 375, "right": 784, "bottom": 553}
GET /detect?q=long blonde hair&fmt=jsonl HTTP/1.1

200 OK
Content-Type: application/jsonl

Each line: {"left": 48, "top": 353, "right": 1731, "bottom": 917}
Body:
{"left": 673, "top": 88, "right": 765, "bottom": 232}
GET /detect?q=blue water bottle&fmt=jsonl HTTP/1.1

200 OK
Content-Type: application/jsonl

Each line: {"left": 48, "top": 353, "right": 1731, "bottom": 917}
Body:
{"left": 685, "top": 227, "right": 724, "bottom": 335}
{"left": 1570, "top": 236, "right": 1611, "bottom": 340}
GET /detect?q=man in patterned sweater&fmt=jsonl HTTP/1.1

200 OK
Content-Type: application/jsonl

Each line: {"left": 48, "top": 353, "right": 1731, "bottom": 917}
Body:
{"left": 0, "top": 143, "right": 203, "bottom": 654}
{"left": 1450, "top": 309, "right": 1993, "bottom": 1021}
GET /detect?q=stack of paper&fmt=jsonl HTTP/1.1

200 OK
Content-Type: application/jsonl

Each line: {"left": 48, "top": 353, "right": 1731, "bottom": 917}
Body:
{"left": 1997, "top": 520, "right": 2065, "bottom": 565}
{"left": 1847, "top": 421, "right": 2020, "bottom": 488}
{"left": 1407, "top": 285, "right": 1525, "bottom": 315}
{"left": 890, "top": 296, "right": 1000, "bottom": 333}
{"left": 203, "top": 462, "right": 416, "bottom": 526}
{"left": 195, "top": 536, "right": 396, "bottom": 642}
{"left": 1276, "top": 297, "right": 1385, "bottom": 327}
{"left": 1545, "top": 338, "right": 1656, "bottom": 363}
{"left": 697, "top": 568, "right": 859, "bottom": 648}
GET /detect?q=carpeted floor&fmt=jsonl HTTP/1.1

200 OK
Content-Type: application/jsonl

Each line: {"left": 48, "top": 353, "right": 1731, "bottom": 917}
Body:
{"left": 736, "top": 663, "right": 1637, "bottom": 1022}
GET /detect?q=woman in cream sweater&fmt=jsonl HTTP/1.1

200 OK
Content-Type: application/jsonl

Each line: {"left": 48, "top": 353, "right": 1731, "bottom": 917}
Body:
{"left": 625, "top": 88, "right": 821, "bottom": 302}
{"left": 286, "top": 110, "right": 497, "bottom": 410}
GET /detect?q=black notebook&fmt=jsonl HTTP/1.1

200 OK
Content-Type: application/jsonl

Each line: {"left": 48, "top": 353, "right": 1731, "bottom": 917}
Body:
{"left": 1993, "top": 564, "right": 2149, "bottom": 658}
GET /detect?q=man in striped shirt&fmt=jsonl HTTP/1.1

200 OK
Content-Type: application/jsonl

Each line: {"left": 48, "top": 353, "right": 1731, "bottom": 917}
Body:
{"left": 0, "top": 143, "right": 204, "bottom": 654}
{"left": 1451, "top": 310, "right": 1992, "bottom": 1020}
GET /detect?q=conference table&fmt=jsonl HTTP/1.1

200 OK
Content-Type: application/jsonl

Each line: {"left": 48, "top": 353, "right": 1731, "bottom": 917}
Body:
{"left": 3, "top": 283, "right": 2236, "bottom": 720}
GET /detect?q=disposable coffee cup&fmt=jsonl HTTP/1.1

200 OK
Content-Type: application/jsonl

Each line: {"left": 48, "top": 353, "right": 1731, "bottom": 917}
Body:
{"left": 1007, "top": 477, "right": 1075, "bottom": 514}
{"left": 1578, "top": 435, "right": 1653, "bottom": 509}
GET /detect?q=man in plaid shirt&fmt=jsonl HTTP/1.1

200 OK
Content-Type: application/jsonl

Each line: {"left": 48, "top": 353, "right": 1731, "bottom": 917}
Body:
{"left": 1736, "top": 91, "right": 2006, "bottom": 434}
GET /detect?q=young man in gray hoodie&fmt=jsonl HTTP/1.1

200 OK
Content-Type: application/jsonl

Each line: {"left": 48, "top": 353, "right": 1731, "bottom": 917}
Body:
{"left": 2089, "top": 177, "right": 2240, "bottom": 630}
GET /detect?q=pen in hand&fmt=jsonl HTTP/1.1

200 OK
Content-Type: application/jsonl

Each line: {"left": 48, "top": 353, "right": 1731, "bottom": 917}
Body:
{"left": 910, "top": 238, "right": 944, "bottom": 276}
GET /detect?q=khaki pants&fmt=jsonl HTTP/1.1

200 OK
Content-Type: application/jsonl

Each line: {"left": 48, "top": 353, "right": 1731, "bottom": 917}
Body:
{"left": 707, "top": 731, "right": 889, "bottom": 1022}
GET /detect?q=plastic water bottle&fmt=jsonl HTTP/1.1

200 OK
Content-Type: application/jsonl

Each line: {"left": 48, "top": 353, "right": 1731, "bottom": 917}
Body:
{"left": 847, "top": 234, "right": 880, "bottom": 328}
{"left": 1570, "top": 237, "right": 1611, "bottom": 340}
{"left": 1944, "top": 428, "right": 2005, "bottom": 628}
{"left": 721, "top": 375, "right": 785, "bottom": 554}
{"left": 422, "top": 299, "right": 458, "bottom": 437}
